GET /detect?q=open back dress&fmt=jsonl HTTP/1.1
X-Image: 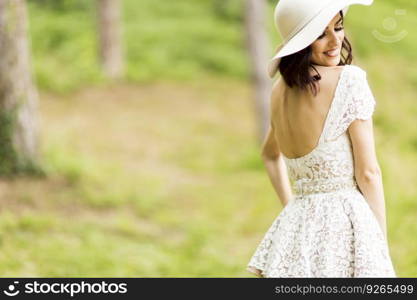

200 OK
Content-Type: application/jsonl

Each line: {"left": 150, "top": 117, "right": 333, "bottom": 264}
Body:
{"left": 246, "top": 64, "right": 396, "bottom": 277}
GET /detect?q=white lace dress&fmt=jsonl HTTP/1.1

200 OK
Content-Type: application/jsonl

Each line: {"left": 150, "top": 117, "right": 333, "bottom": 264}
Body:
{"left": 246, "top": 65, "right": 396, "bottom": 278}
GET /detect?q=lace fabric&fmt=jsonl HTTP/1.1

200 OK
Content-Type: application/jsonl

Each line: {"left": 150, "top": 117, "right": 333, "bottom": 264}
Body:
{"left": 324, "top": 65, "right": 376, "bottom": 142}
{"left": 246, "top": 65, "right": 396, "bottom": 277}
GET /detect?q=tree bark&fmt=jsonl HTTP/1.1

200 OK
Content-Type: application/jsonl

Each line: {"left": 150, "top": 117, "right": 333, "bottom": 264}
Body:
{"left": 0, "top": 0, "right": 40, "bottom": 175}
{"left": 97, "top": 0, "right": 124, "bottom": 79}
{"left": 244, "top": 0, "right": 272, "bottom": 143}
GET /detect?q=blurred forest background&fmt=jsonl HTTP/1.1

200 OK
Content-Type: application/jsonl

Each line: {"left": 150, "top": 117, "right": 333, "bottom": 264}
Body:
{"left": 0, "top": 0, "right": 416, "bottom": 276}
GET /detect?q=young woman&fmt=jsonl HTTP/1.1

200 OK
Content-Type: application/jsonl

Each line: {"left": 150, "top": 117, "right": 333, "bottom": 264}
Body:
{"left": 246, "top": 0, "right": 396, "bottom": 277}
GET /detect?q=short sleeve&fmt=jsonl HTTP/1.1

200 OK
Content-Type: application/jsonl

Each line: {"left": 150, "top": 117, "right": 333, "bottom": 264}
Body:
{"left": 325, "top": 65, "right": 377, "bottom": 141}
{"left": 347, "top": 67, "right": 376, "bottom": 121}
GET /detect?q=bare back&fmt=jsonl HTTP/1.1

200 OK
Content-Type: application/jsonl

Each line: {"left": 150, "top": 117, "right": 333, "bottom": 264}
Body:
{"left": 271, "top": 65, "right": 345, "bottom": 159}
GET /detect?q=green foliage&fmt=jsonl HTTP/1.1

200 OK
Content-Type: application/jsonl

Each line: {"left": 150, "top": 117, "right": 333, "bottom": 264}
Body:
{"left": 28, "top": 0, "right": 92, "bottom": 11}
{"left": 27, "top": 0, "right": 416, "bottom": 92}
{"left": 28, "top": 0, "right": 102, "bottom": 92}
{"left": 0, "top": 0, "right": 414, "bottom": 277}
{"left": 28, "top": 0, "right": 249, "bottom": 91}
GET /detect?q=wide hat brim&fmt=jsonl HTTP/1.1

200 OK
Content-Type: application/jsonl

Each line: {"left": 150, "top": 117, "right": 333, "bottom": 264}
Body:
{"left": 268, "top": 0, "right": 373, "bottom": 78}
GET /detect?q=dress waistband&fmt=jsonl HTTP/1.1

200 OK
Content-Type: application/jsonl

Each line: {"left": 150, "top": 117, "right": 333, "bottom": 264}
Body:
{"left": 293, "top": 177, "right": 358, "bottom": 196}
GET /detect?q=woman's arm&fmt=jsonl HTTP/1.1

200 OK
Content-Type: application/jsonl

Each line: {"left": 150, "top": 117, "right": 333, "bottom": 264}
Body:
{"left": 261, "top": 123, "right": 293, "bottom": 208}
{"left": 349, "top": 118, "right": 388, "bottom": 241}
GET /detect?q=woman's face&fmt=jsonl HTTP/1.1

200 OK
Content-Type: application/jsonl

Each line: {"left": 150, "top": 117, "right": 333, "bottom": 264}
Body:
{"left": 310, "top": 13, "right": 345, "bottom": 66}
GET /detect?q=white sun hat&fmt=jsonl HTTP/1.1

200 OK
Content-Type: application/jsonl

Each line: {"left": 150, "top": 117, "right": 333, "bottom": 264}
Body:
{"left": 268, "top": 0, "right": 374, "bottom": 78}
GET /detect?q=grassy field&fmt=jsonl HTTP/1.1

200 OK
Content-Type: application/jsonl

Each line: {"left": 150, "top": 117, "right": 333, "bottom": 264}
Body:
{"left": 0, "top": 73, "right": 416, "bottom": 276}
{"left": 0, "top": 0, "right": 415, "bottom": 276}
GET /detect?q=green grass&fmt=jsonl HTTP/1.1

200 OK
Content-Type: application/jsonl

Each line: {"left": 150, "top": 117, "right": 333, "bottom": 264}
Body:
{"left": 1, "top": 72, "right": 416, "bottom": 276}
{"left": 0, "top": 0, "right": 415, "bottom": 277}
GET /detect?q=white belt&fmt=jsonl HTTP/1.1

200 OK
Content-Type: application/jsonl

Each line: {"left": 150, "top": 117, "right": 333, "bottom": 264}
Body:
{"left": 293, "top": 177, "right": 358, "bottom": 196}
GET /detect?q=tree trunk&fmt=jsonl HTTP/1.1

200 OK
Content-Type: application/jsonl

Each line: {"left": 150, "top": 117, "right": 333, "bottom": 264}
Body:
{"left": 97, "top": 0, "right": 124, "bottom": 79}
{"left": 0, "top": 0, "right": 40, "bottom": 175}
{"left": 244, "top": 0, "right": 272, "bottom": 143}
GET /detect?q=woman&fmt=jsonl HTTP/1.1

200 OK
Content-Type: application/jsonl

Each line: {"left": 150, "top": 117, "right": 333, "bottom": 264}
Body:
{"left": 246, "top": 0, "right": 396, "bottom": 277}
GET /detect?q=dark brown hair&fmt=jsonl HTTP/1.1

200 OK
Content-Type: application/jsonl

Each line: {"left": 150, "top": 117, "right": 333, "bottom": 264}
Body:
{"left": 277, "top": 11, "right": 353, "bottom": 96}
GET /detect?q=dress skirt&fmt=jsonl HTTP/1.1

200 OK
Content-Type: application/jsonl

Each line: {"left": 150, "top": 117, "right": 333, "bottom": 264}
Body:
{"left": 246, "top": 188, "right": 396, "bottom": 277}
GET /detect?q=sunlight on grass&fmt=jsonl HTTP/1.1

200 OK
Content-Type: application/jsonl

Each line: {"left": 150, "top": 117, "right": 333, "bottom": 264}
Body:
{"left": 0, "top": 0, "right": 415, "bottom": 277}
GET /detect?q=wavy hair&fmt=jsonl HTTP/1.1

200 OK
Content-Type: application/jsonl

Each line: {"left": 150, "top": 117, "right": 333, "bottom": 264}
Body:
{"left": 277, "top": 11, "right": 353, "bottom": 96}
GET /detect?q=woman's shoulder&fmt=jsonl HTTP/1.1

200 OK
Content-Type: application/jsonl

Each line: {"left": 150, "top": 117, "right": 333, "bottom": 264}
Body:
{"left": 316, "top": 64, "right": 368, "bottom": 77}
{"left": 319, "top": 64, "right": 367, "bottom": 79}
{"left": 270, "top": 77, "right": 284, "bottom": 111}
{"left": 270, "top": 64, "right": 370, "bottom": 99}
{"left": 341, "top": 64, "right": 376, "bottom": 115}
{"left": 343, "top": 64, "right": 368, "bottom": 78}
{"left": 271, "top": 76, "right": 287, "bottom": 100}
{"left": 345, "top": 63, "right": 366, "bottom": 72}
